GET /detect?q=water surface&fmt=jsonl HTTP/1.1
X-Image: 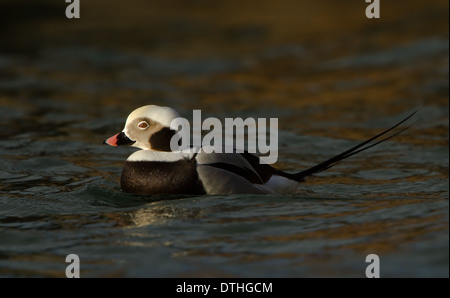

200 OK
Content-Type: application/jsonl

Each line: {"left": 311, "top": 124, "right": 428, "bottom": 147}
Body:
{"left": 0, "top": 0, "right": 448, "bottom": 277}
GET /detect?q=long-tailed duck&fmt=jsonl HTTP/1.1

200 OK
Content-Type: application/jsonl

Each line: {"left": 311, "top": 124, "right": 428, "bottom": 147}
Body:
{"left": 104, "top": 105, "right": 414, "bottom": 195}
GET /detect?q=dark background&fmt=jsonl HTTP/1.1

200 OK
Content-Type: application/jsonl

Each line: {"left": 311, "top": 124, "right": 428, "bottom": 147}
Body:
{"left": 0, "top": 0, "right": 448, "bottom": 277}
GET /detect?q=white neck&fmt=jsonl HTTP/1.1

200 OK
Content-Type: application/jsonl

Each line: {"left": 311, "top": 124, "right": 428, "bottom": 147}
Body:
{"left": 127, "top": 150, "right": 197, "bottom": 162}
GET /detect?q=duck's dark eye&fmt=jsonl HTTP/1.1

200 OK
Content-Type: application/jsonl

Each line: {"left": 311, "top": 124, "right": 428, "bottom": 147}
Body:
{"left": 138, "top": 121, "right": 149, "bottom": 129}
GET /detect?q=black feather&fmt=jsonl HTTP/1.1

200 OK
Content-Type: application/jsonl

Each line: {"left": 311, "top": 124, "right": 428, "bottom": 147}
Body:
{"left": 283, "top": 111, "right": 417, "bottom": 182}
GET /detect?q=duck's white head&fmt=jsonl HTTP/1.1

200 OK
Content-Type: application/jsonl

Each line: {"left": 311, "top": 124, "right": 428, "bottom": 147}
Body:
{"left": 104, "top": 105, "right": 180, "bottom": 151}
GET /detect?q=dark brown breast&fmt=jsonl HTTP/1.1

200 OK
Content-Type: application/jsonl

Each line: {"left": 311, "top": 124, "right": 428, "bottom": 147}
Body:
{"left": 120, "top": 159, "right": 206, "bottom": 195}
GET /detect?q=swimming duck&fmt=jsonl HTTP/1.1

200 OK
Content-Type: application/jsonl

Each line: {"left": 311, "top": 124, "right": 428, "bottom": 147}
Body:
{"left": 104, "top": 105, "right": 414, "bottom": 195}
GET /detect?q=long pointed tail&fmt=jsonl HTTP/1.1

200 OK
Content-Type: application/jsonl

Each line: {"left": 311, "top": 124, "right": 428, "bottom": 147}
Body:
{"left": 284, "top": 111, "right": 416, "bottom": 182}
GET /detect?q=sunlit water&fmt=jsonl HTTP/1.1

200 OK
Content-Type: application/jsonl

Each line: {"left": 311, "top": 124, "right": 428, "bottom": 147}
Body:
{"left": 0, "top": 0, "right": 448, "bottom": 277}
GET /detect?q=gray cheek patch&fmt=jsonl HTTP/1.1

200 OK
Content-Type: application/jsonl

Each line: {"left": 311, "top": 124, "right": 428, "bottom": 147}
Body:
{"left": 126, "top": 117, "right": 157, "bottom": 146}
